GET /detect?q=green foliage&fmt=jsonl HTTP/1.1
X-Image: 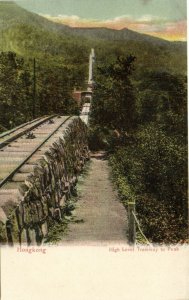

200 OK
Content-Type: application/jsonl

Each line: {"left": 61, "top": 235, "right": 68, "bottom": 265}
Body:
{"left": 0, "top": 52, "right": 33, "bottom": 128}
{"left": 92, "top": 50, "right": 187, "bottom": 243}
{"left": 44, "top": 219, "right": 68, "bottom": 244}
{"left": 0, "top": 4, "right": 92, "bottom": 129}
{"left": 136, "top": 71, "right": 187, "bottom": 138}
{"left": 0, "top": 2, "right": 187, "bottom": 244}
{"left": 109, "top": 123, "right": 187, "bottom": 243}
{"left": 88, "top": 126, "right": 112, "bottom": 151}
{"left": 0, "top": 51, "right": 81, "bottom": 129}
{"left": 136, "top": 195, "right": 187, "bottom": 244}
{"left": 92, "top": 55, "right": 137, "bottom": 132}
{"left": 0, "top": 222, "right": 7, "bottom": 244}
{"left": 0, "top": 2, "right": 187, "bottom": 131}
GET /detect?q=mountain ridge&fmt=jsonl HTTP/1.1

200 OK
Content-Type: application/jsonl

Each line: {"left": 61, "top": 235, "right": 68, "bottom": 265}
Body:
{"left": 0, "top": 2, "right": 186, "bottom": 47}
{"left": 0, "top": 1, "right": 187, "bottom": 76}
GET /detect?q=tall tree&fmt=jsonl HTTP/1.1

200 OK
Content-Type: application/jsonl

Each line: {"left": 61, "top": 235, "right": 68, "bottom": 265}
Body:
{"left": 92, "top": 55, "right": 137, "bottom": 133}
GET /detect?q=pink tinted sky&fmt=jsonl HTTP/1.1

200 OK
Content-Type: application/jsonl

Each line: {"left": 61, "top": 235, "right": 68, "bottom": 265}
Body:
{"left": 17, "top": 0, "right": 187, "bottom": 41}
{"left": 43, "top": 14, "right": 186, "bottom": 41}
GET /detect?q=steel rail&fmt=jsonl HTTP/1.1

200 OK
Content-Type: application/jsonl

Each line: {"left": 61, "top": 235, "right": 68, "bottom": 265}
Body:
{"left": 0, "top": 116, "right": 73, "bottom": 189}
{"left": 0, "top": 117, "right": 42, "bottom": 139}
{"left": 0, "top": 115, "right": 57, "bottom": 150}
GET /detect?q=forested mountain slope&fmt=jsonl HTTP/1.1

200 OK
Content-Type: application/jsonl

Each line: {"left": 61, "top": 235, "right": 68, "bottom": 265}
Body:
{"left": 0, "top": 2, "right": 186, "bottom": 75}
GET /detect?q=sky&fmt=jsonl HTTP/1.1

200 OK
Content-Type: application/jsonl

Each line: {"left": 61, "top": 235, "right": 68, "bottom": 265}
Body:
{"left": 15, "top": 0, "right": 187, "bottom": 41}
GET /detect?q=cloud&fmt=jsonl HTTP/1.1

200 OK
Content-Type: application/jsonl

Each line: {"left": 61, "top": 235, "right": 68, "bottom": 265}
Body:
{"left": 41, "top": 14, "right": 186, "bottom": 41}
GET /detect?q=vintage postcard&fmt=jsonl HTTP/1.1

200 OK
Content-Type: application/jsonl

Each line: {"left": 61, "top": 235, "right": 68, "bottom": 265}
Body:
{"left": 0, "top": 0, "right": 188, "bottom": 299}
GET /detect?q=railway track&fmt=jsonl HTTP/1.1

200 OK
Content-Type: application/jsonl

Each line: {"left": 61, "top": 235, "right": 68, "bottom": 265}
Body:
{"left": 0, "top": 115, "right": 56, "bottom": 149}
{"left": 80, "top": 103, "right": 91, "bottom": 125}
{"left": 0, "top": 115, "right": 74, "bottom": 190}
{"left": 0, "top": 114, "right": 90, "bottom": 245}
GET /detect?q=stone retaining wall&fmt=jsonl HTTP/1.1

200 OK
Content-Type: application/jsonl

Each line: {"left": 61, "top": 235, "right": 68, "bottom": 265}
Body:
{"left": 0, "top": 117, "right": 89, "bottom": 245}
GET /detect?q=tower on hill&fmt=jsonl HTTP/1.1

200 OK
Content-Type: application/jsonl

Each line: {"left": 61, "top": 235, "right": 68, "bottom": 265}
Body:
{"left": 88, "top": 48, "right": 95, "bottom": 90}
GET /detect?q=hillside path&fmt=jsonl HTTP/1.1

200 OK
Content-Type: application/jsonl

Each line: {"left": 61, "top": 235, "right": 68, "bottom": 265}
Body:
{"left": 61, "top": 152, "right": 128, "bottom": 244}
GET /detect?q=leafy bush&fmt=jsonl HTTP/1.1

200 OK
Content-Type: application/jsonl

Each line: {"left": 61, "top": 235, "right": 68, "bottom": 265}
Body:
{"left": 88, "top": 126, "right": 110, "bottom": 151}
{"left": 136, "top": 195, "right": 187, "bottom": 244}
{"left": 109, "top": 124, "right": 188, "bottom": 243}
